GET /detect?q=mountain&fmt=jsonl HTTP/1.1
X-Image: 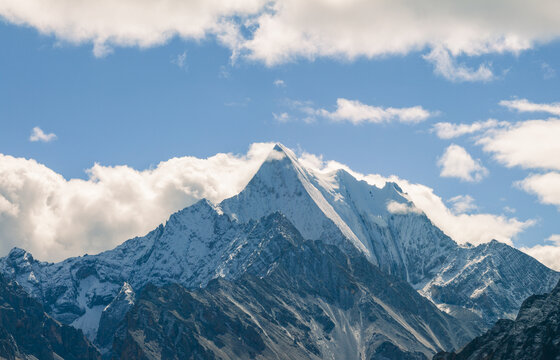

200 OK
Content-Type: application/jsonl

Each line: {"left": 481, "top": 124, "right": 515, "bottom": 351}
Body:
{"left": 112, "top": 213, "right": 477, "bottom": 360}
{"left": 434, "top": 279, "right": 560, "bottom": 360}
{"left": 0, "top": 143, "right": 558, "bottom": 348}
{"left": 0, "top": 272, "right": 100, "bottom": 360}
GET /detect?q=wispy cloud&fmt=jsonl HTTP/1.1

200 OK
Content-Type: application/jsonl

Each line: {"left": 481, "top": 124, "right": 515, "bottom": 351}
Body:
{"left": 541, "top": 62, "right": 556, "bottom": 80}
{"left": 432, "top": 119, "right": 509, "bottom": 139}
{"left": 29, "top": 127, "right": 57, "bottom": 143}
{"left": 273, "top": 79, "right": 286, "bottom": 87}
{"left": 273, "top": 112, "right": 290, "bottom": 122}
{"left": 499, "top": 98, "right": 560, "bottom": 116}
{"left": 296, "top": 98, "right": 435, "bottom": 125}
{"left": 172, "top": 51, "right": 187, "bottom": 69}
{"left": 423, "top": 47, "right": 494, "bottom": 82}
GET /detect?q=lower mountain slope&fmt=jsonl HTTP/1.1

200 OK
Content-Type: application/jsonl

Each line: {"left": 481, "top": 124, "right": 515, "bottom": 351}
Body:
{"left": 435, "top": 279, "right": 560, "bottom": 360}
{"left": 112, "top": 214, "right": 478, "bottom": 360}
{"left": 0, "top": 273, "right": 100, "bottom": 360}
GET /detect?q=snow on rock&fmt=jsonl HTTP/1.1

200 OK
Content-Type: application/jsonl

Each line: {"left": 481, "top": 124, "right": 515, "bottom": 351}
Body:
{"left": 0, "top": 142, "right": 558, "bottom": 344}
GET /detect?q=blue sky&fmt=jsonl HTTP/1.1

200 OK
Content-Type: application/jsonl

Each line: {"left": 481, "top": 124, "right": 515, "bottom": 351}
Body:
{"left": 0, "top": 1, "right": 559, "bottom": 268}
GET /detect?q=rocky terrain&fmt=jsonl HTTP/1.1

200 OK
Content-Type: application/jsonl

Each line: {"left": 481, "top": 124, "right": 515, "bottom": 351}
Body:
{"left": 0, "top": 144, "right": 558, "bottom": 356}
{"left": 435, "top": 279, "right": 560, "bottom": 360}
{"left": 112, "top": 213, "right": 477, "bottom": 359}
{"left": 0, "top": 273, "right": 100, "bottom": 360}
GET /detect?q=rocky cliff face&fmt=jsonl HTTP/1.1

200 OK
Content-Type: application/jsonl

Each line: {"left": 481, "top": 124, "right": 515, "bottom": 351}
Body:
{"left": 112, "top": 213, "right": 477, "bottom": 360}
{"left": 0, "top": 273, "right": 100, "bottom": 360}
{"left": 434, "top": 279, "right": 560, "bottom": 360}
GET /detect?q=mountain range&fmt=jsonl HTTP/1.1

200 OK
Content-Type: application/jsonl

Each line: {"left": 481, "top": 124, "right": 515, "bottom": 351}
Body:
{"left": 0, "top": 144, "right": 558, "bottom": 358}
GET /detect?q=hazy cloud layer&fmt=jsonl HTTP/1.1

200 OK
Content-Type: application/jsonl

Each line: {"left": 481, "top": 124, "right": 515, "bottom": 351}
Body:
{"left": 0, "top": 143, "right": 532, "bottom": 262}
{"left": 438, "top": 144, "right": 488, "bottom": 182}
{"left": 2, "top": 0, "right": 560, "bottom": 73}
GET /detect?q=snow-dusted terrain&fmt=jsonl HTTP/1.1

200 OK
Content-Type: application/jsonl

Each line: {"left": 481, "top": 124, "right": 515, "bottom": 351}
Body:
{"left": 1, "top": 144, "right": 558, "bottom": 352}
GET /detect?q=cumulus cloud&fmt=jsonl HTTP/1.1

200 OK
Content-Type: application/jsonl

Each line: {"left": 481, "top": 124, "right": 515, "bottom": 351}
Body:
{"left": 438, "top": 144, "right": 488, "bottom": 182}
{"left": 521, "top": 234, "right": 560, "bottom": 271}
{"left": 517, "top": 172, "right": 560, "bottom": 208}
{"left": 423, "top": 47, "right": 494, "bottom": 82}
{"left": 499, "top": 98, "right": 560, "bottom": 116}
{"left": 432, "top": 119, "right": 509, "bottom": 139}
{"left": 476, "top": 117, "right": 560, "bottom": 210}
{"left": 273, "top": 79, "right": 286, "bottom": 87}
{"left": 307, "top": 98, "right": 434, "bottom": 125}
{"left": 0, "top": 144, "right": 275, "bottom": 261}
{"left": 29, "top": 127, "right": 57, "bottom": 142}
{"left": 2, "top": 0, "right": 560, "bottom": 69}
{"left": 478, "top": 118, "right": 560, "bottom": 171}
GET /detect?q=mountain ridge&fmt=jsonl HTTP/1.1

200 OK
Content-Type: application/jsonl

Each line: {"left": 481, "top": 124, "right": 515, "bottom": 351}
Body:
{"left": 0, "top": 143, "right": 558, "bottom": 351}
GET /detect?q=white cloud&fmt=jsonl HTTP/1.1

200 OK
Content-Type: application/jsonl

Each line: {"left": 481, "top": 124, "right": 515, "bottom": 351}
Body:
{"left": 517, "top": 172, "right": 560, "bottom": 208}
{"left": 29, "top": 127, "right": 57, "bottom": 143}
{"left": 0, "top": 143, "right": 535, "bottom": 262}
{"left": 476, "top": 117, "right": 560, "bottom": 210}
{"left": 448, "top": 195, "right": 477, "bottom": 214}
{"left": 273, "top": 79, "right": 286, "bottom": 87}
{"left": 310, "top": 98, "right": 434, "bottom": 125}
{"left": 2, "top": 0, "right": 560, "bottom": 68}
{"left": 0, "top": 144, "right": 275, "bottom": 261}
{"left": 438, "top": 144, "right": 488, "bottom": 182}
{"left": 478, "top": 118, "right": 560, "bottom": 171}
{"left": 386, "top": 200, "right": 422, "bottom": 215}
{"left": 500, "top": 98, "right": 560, "bottom": 116}
{"left": 172, "top": 51, "right": 187, "bottom": 69}
{"left": 273, "top": 112, "right": 290, "bottom": 122}
{"left": 432, "top": 119, "right": 509, "bottom": 139}
{"left": 521, "top": 235, "right": 560, "bottom": 271}
{"left": 423, "top": 47, "right": 494, "bottom": 82}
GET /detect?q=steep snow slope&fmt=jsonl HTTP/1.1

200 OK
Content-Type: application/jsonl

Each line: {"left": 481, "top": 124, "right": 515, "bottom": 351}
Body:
{"left": 0, "top": 143, "right": 558, "bottom": 345}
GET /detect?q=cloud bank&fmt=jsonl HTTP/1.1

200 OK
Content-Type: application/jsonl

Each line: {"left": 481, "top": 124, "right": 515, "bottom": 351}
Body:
{"left": 0, "top": 143, "right": 533, "bottom": 262}
{"left": 2, "top": 0, "right": 560, "bottom": 71}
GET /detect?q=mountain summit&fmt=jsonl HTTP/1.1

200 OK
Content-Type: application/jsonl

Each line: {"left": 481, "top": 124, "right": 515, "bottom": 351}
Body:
{"left": 0, "top": 143, "right": 558, "bottom": 356}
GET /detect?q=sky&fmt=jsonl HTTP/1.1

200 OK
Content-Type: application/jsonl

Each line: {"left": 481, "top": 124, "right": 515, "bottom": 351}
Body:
{"left": 0, "top": 0, "right": 559, "bottom": 269}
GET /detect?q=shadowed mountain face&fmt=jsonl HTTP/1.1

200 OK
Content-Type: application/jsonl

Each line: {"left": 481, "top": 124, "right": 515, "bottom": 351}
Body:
{"left": 434, "top": 279, "right": 560, "bottom": 360}
{"left": 0, "top": 144, "right": 558, "bottom": 353}
{"left": 112, "top": 213, "right": 477, "bottom": 360}
{"left": 0, "top": 273, "right": 100, "bottom": 360}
